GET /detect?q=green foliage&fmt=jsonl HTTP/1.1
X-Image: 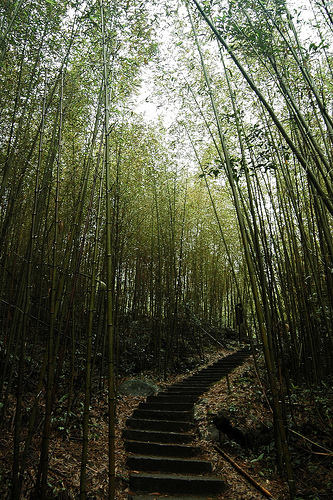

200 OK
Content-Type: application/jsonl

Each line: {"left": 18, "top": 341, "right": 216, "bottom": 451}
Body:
{"left": 250, "top": 451, "right": 264, "bottom": 462}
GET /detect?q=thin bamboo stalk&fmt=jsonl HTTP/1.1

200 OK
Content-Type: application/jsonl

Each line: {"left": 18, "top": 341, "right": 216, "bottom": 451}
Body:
{"left": 80, "top": 144, "right": 104, "bottom": 499}
{"left": 100, "top": 1, "right": 116, "bottom": 497}
{"left": 38, "top": 68, "right": 63, "bottom": 499}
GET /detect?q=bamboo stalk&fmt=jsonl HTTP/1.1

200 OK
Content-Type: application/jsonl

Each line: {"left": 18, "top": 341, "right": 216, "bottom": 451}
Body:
{"left": 80, "top": 138, "right": 104, "bottom": 499}
{"left": 38, "top": 68, "right": 63, "bottom": 499}
{"left": 100, "top": 1, "right": 116, "bottom": 497}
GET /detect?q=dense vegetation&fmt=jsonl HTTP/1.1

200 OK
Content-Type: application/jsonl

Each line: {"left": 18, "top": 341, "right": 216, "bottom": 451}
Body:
{"left": 0, "top": 0, "right": 332, "bottom": 498}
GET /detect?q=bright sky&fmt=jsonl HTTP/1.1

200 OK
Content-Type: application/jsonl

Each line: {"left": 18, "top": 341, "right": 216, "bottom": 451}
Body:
{"left": 134, "top": 0, "right": 319, "bottom": 126}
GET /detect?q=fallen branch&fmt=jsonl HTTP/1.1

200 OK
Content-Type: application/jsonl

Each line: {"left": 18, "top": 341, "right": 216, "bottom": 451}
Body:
{"left": 214, "top": 445, "right": 276, "bottom": 499}
{"left": 49, "top": 467, "right": 68, "bottom": 478}
{"left": 288, "top": 428, "right": 333, "bottom": 456}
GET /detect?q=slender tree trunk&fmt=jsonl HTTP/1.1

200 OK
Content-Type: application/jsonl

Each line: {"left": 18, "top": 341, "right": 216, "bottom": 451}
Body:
{"left": 80, "top": 148, "right": 104, "bottom": 499}
{"left": 100, "top": 1, "right": 116, "bottom": 497}
{"left": 38, "top": 68, "right": 63, "bottom": 499}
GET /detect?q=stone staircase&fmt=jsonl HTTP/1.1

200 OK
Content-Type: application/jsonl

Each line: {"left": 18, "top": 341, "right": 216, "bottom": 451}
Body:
{"left": 123, "top": 346, "right": 251, "bottom": 499}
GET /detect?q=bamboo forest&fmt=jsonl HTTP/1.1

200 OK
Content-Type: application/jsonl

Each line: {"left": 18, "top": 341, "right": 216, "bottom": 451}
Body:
{"left": 1, "top": 0, "right": 333, "bottom": 499}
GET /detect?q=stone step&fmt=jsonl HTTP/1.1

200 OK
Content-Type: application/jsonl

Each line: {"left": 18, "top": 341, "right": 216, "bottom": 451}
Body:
{"left": 132, "top": 409, "right": 193, "bottom": 421}
{"left": 207, "top": 360, "right": 247, "bottom": 366}
{"left": 205, "top": 367, "right": 237, "bottom": 372}
{"left": 127, "top": 454, "right": 212, "bottom": 475}
{"left": 125, "top": 440, "right": 201, "bottom": 457}
{"left": 122, "top": 428, "right": 195, "bottom": 444}
{"left": 165, "top": 386, "right": 206, "bottom": 392}
{"left": 201, "top": 365, "right": 237, "bottom": 372}
{"left": 174, "top": 370, "right": 229, "bottom": 385}
{"left": 131, "top": 496, "right": 217, "bottom": 500}
{"left": 197, "top": 375, "right": 230, "bottom": 380}
{"left": 138, "top": 401, "right": 194, "bottom": 411}
{"left": 190, "top": 371, "right": 229, "bottom": 376}
{"left": 129, "top": 472, "right": 227, "bottom": 496}
{"left": 126, "top": 418, "right": 193, "bottom": 433}
{"left": 177, "top": 374, "right": 224, "bottom": 381}
{"left": 167, "top": 386, "right": 212, "bottom": 393}
{"left": 167, "top": 382, "right": 208, "bottom": 389}
{"left": 146, "top": 394, "right": 198, "bottom": 403}
{"left": 169, "top": 382, "right": 213, "bottom": 388}
{"left": 163, "top": 390, "right": 207, "bottom": 397}
{"left": 170, "top": 377, "right": 219, "bottom": 383}
{"left": 176, "top": 377, "right": 223, "bottom": 382}
{"left": 221, "top": 356, "right": 250, "bottom": 365}
{"left": 175, "top": 375, "right": 220, "bottom": 381}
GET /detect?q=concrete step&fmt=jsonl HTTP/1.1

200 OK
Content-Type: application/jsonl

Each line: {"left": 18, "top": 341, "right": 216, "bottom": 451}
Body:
{"left": 138, "top": 401, "right": 194, "bottom": 411}
{"left": 164, "top": 389, "right": 211, "bottom": 395}
{"left": 197, "top": 364, "right": 234, "bottom": 377}
{"left": 184, "top": 377, "right": 224, "bottom": 383}
{"left": 127, "top": 454, "right": 212, "bottom": 475}
{"left": 165, "top": 388, "right": 206, "bottom": 394}
{"left": 129, "top": 472, "right": 227, "bottom": 495}
{"left": 173, "top": 376, "right": 217, "bottom": 382}
{"left": 132, "top": 409, "right": 193, "bottom": 421}
{"left": 201, "top": 363, "right": 239, "bottom": 377}
{"left": 146, "top": 394, "right": 198, "bottom": 403}
{"left": 125, "top": 440, "right": 201, "bottom": 457}
{"left": 174, "top": 378, "right": 221, "bottom": 383}
{"left": 130, "top": 496, "right": 218, "bottom": 500}
{"left": 167, "top": 386, "right": 212, "bottom": 393}
{"left": 169, "top": 382, "right": 213, "bottom": 389}
{"left": 126, "top": 418, "right": 193, "bottom": 433}
{"left": 190, "top": 371, "right": 229, "bottom": 377}
{"left": 175, "top": 375, "right": 222, "bottom": 381}
{"left": 122, "top": 428, "right": 195, "bottom": 444}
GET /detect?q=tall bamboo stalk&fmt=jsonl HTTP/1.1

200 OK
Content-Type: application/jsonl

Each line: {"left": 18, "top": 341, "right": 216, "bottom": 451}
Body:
{"left": 37, "top": 68, "right": 63, "bottom": 499}
{"left": 80, "top": 143, "right": 104, "bottom": 499}
{"left": 0, "top": 0, "right": 25, "bottom": 69}
{"left": 100, "top": 1, "right": 116, "bottom": 497}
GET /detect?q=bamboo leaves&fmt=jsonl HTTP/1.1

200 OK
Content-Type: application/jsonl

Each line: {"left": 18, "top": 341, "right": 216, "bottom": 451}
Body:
{"left": 191, "top": 0, "right": 333, "bottom": 216}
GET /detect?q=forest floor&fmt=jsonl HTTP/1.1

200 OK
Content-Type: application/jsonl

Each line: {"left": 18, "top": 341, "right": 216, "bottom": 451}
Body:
{"left": 0, "top": 344, "right": 333, "bottom": 499}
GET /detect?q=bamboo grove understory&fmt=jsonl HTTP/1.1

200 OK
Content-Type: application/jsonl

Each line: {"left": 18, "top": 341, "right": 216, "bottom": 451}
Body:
{"left": 1, "top": 0, "right": 333, "bottom": 498}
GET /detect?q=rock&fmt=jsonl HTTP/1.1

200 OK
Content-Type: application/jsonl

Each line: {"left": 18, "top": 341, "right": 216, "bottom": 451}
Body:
{"left": 251, "top": 423, "right": 274, "bottom": 448}
{"left": 206, "top": 424, "right": 220, "bottom": 442}
{"left": 118, "top": 378, "right": 159, "bottom": 397}
{"left": 194, "top": 399, "right": 210, "bottom": 421}
{"left": 213, "top": 408, "right": 274, "bottom": 450}
{"left": 212, "top": 410, "right": 231, "bottom": 431}
{"left": 228, "top": 426, "right": 248, "bottom": 446}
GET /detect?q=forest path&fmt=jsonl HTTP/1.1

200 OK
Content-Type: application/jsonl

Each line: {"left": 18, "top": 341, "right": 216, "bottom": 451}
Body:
{"left": 123, "top": 346, "right": 252, "bottom": 499}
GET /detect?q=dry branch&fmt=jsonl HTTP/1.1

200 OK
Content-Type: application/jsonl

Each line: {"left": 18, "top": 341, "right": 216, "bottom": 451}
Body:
{"left": 214, "top": 445, "right": 276, "bottom": 499}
